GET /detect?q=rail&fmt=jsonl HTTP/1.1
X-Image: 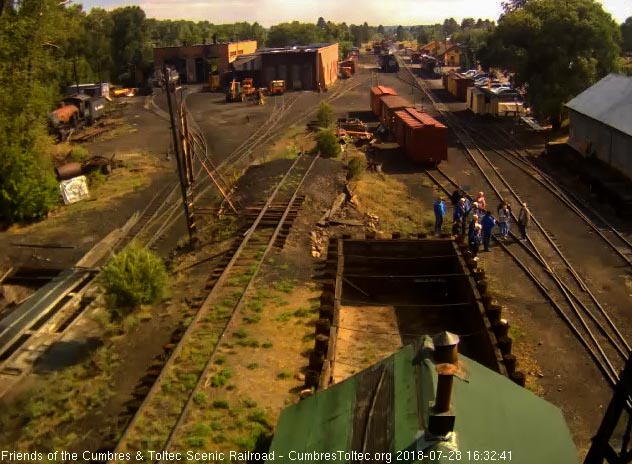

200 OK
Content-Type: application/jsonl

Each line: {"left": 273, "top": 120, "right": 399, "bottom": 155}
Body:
{"left": 111, "top": 153, "right": 319, "bottom": 460}
{"left": 396, "top": 58, "right": 630, "bottom": 388}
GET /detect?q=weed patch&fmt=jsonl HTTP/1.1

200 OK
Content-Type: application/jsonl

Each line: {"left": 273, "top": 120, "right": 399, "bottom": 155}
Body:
{"left": 233, "top": 328, "right": 248, "bottom": 339}
{"left": 213, "top": 399, "right": 230, "bottom": 409}
{"left": 210, "top": 369, "right": 232, "bottom": 388}
{"left": 276, "top": 370, "right": 292, "bottom": 380}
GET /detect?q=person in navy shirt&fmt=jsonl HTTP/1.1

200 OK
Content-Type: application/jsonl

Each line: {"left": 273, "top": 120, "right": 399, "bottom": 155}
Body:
{"left": 481, "top": 210, "right": 497, "bottom": 252}
{"left": 433, "top": 197, "right": 446, "bottom": 234}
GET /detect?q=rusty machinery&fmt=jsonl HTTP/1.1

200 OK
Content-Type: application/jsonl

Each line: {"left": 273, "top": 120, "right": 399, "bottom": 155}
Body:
{"left": 49, "top": 94, "right": 106, "bottom": 141}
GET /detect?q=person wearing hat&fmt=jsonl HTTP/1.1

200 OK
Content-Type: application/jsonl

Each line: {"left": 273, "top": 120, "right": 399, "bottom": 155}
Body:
{"left": 433, "top": 196, "right": 447, "bottom": 234}
{"left": 518, "top": 201, "right": 530, "bottom": 240}
{"left": 471, "top": 201, "right": 480, "bottom": 218}
{"left": 469, "top": 222, "right": 482, "bottom": 257}
{"left": 468, "top": 213, "right": 479, "bottom": 237}
{"left": 453, "top": 197, "right": 466, "bottom": 224}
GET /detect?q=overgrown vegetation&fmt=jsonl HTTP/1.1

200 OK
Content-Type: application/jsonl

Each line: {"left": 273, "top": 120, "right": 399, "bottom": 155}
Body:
{"left": 210, "top": 369, "right": 232, "bottom": 388}
{"left": 99, "top": 245, "right": 167, "bottom": 315}
{"left": 316, "top": 102, "right": 334, "bottom": 128}
{"left": 347, "top": 156, "right": 367, "bottom": 180}
{"left": 0, "top": 344, "right": 119, "bottom": 450}
{"left": 315, "top": 129, "right": 341, "bottom": 159}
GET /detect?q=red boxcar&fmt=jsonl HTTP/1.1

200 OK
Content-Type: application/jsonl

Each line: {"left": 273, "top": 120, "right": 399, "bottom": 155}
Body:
{"left": 341, "top": 60, "right": 356, "bottom": 74}
{"left": 393, "top": 107, "right": 448, "bottom": 165}
{"left": 379, "top": 95, "right": 411, "bottom": 131}
{"left": 370, "top": 86, "right": 398, "bottom": 117}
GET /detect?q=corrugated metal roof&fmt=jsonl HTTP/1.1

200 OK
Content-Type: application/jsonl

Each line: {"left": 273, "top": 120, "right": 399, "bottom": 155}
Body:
{"left": 395, "top": 108, "right": 446, "bottom": 129}
{"left": 380, "top": 95, "right": 411, "bottom": 109}
{"left": 371, "top": 85, "right": 397, "bottom": 95}
{"left": 566, "top": 73, "right": 632, "bottom": 137}
{"left": 259, "top": 43, "right": 336, "bottom": 53}
{"left": 267, "top": 337, "right": 577, "bottom": 464}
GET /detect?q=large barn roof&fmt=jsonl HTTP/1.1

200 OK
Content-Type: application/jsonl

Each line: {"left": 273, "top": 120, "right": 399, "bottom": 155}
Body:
{"left": 566, "top": 73, "right": 632, "bottom": 137}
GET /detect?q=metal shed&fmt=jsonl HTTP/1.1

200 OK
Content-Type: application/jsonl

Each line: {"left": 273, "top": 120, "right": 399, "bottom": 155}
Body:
{"left": 566, "top": 74, "right": 632, "bottom": 182}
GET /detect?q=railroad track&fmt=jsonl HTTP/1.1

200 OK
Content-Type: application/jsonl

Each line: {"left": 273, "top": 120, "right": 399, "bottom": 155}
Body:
{"left": 467, "top": 125, "right": 632, "bottom": 267}
{"left": 0, "top": 89, "right": 298, "bottom": 396}
{"left": 144, "top": 92, "right": 304, "bottom": 244}
{"left": 111, "top": 152, "right": 319, "bottom": 460}
{"left": 429, "top": 164, "right": 629, "bottom": 387}
{"left": 396, "top": 59, "right": 630, "bottom": 388}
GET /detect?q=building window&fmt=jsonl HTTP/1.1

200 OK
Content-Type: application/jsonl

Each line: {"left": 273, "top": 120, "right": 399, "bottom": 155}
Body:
{"left": 230, "top": 51, "right": 237, "bottom": 57}
{"left": 237, "top": 50, "right": 244, "bottom": 55}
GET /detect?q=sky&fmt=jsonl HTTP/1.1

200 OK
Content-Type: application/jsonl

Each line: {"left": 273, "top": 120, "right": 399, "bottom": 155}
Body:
{"left": 79, "top": 0, "right": 631, "bottom": 25}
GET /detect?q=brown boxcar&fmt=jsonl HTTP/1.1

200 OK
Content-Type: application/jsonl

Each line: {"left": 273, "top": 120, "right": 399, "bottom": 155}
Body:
{"left": 442, "top": 72, "right": 451, "bottom": 90}
{"left": 370, "top": 86, "right": 398, "bottom": 117}
{"left": 393, "top": 107, "right": 447, "bottom": 165}
{"left": 379, "top": 95, "right": 411, "bottom": 131}
{"left": 340, "top": 60, "right": 356, "bottom": 73}
{"left": 446, "top": 73, "right": 474, "bottom": 101}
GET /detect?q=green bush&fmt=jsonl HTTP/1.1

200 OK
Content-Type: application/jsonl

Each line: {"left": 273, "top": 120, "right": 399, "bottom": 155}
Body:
{"left": 347, "top": 157, "right": 367, "bottom": 180}
{"left": 99, "top": 245, "right": 167, "bottom": 315}
{"left": 316, "top": 102, "right": 334, "bottom": 128}
{"left": 68, "top": 146, "right": 90, "bottom": 162}
{"left": 316, "top": 129, "right": 341, "bottom": 159}
{"left": 0, "top": 142, "right": 59, "bottom": 223}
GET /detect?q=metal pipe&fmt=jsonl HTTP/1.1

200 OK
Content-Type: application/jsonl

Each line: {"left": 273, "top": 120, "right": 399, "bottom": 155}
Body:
{"left": 434, "top": 363, "right": 457, "bottom": 413}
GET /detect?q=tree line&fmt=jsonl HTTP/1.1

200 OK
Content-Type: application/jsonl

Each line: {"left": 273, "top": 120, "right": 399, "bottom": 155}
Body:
{"left": 0, "top": 0, "right": 630, "bottom": 223}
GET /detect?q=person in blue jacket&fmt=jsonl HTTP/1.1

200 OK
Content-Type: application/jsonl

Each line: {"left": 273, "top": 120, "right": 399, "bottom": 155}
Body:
{"left": 481, "top": 210, "right": 497, "bottom": 251}
{"left": 469, "top": 223, "right": 482, "bottom": 257}
{"left": 433, "top": 197, "right": 446, "bottom": 234}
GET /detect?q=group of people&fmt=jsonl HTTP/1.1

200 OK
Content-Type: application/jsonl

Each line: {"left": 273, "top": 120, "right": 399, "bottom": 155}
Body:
{"left": 433, "top": 189, "right": 531, "bottom": 258}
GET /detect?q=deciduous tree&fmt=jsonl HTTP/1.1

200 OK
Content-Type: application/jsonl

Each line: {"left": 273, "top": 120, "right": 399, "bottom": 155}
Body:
{"left": 622, "top": 17, "right": 632, "bottom": 52}
{"left": 442, "top": 18, "right": 458, "bottom": 37}
{"left": 481, "top": 0, "right": 621, "bottom": 126}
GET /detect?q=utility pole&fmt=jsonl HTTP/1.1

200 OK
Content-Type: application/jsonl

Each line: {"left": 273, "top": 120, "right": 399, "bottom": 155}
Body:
{"left": 163, "top": 65, "right": 198, "bottom": 248}
{"left": 73, "top": 56, "right": 79, "bottom": 94}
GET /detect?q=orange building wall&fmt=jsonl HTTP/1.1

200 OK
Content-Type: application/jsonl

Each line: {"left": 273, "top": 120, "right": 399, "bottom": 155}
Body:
{"left": 317, "top": 43, "right": 339, "bottom": 89}
{"left": 444, "top": 49, "right": 460, "bottom": 66}
{"left": 228, "top": 41, "right": 257, "bottom": 62}
{"left": 153, "top": 41, "right": 257, "bottom": 83}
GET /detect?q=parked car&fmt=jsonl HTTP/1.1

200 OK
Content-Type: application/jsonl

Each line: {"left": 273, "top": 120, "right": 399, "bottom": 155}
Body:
{"left": 475, "top": 78, "right": 490, "bottom": 87}
{"left": 472, "top": 73, "right": 488, "bottom": 80}
{"left": 492, "top": 87, "right": 514, "bottom": 94}
{"left": 463, "top": 69, "right": 478, "bottom": 77}
{"left": 490, "top": 82, "right": 507, "bottom": 89}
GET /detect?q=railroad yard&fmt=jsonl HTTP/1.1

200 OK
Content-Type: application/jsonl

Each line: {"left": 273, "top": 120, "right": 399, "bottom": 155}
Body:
{"left": 1, "top": 36, "right": 632, "bottom": 464}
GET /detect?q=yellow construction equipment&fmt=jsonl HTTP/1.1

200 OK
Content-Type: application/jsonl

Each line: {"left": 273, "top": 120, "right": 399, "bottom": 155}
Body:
{"left": 225, "top": 79, "right": 244, "bottom": 103}
{"left": 242, "top": 77, "right": 256, "bottom": 98}
{"left": 269, "top": 80, "right": 285, "bottom": 95}
{"left": 255, "top": 88, "right": 265, "bottom": 105}
{"left": 209, "top": 74, "right": 220, "bottom": 92}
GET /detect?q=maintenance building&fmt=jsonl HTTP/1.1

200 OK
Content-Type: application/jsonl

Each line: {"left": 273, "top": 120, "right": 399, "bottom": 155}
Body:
{"left": 566, "top": 73, "right": 632, "bottom": 181}
{"left": 153, "top": 40, "right": 257, "bottom": 84}
{"left": 232, "top": 43, "right": 339, "bottom": 91}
